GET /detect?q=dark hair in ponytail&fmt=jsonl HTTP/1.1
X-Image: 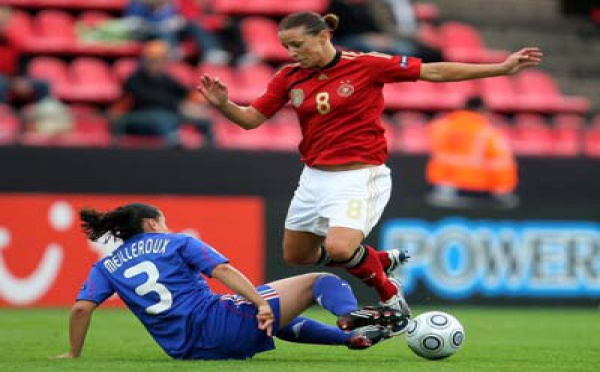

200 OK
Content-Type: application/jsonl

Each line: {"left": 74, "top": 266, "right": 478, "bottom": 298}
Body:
{"left": 279, "top": 12, "right": 339, "bottom": 35}
{"left": 80, "top": 203, "right": 160, "bottom": 242}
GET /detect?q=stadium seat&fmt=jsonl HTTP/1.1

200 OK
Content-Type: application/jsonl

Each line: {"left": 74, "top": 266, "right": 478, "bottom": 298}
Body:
{"left": 552, "top": 114, "right": 584, "bottom": 157}
{"left": 212, "top": 0, "right": 328, "bottom": 16}
{"left": 168, "top": 63, "right": 196, "bottom": 88}
{"left": 0, "top": 105, "right": 20, "bottom": 145}
{"left": 440, "top": 22, "right": 509, "bottom": 63}
{"left": 2, "top": 0, "right": 126, "bottom": 11}
{"left": 21, "top": 104, "right": 111, "bottom": 148}
{"left": 583, "top": 115, "right": 600, "bottom": 158}
{"left": 67, "top": 58, "right": 121, "bottom": 102}
{"left": 7, "top": 10, "right": 141, "bottom": 56}
{"left": 391, "top": 112, "right": 430, "bottom": 154}
{"left": 241, "top": 17, "right": 291, "bottom": 62}
{"left": 515, "top": 70, "right": 591, "bottom": 114}
{"left": 478, "top": 76, "right": 523, "bottom": 112}
{"left": 28, "top": 56, "right": 71, "bottom": 98}
{"left": 198, "top": 64, "right": 243, "bottom": 102}
{"left": 417, "top": 23, "right": 441, "bottom": 49}
{"left": 384, "top": 81, "right": 452, "bottom": 111}
{"left": 179, "top": 124, "right": 205, "bottom": 149}
{"left": 113, "top": 58, "right": 139, "bottom": 82}
{"left": 214, "top": 119, "right": 268, "bottom": 150}
{"left": 440, "top": 81, "right": 478, "bottom": 109}
{"left": 32, "top": 10, "right": 77, "bottom": 53}
{"left": 511, "top": 114, "right": 553, "bottom": 156}
{"left": 238, "top": 63, "right": 274, "bottom": 103}
{"left": 263, "top": 109, "right": 301, "bottom": 151}
{"left": 413, "top": 3, "right": 440, "bottom": 21}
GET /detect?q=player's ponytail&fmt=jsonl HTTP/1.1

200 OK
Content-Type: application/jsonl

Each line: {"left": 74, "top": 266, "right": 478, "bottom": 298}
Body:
{"left": 279, "top": 11, "right": 338, "bottom": 35}
{"left": 80, "top": 203, "right": 160, "bottom": 242}
{"left": 322, "top": 14, "right": 339, "bottom": 32}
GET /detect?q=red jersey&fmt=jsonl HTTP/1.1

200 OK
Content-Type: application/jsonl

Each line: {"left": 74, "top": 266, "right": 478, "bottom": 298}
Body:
{"left": 251, "top": 50, "right": 422, "bottom": 166}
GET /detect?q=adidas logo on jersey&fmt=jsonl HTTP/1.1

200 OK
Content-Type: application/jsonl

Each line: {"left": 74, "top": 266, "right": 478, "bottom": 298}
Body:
{"left": 318, "top": 73, "right": 328, "bottom": 81}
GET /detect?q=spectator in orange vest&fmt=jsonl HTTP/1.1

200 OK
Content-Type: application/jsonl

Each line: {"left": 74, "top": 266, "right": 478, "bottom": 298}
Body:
{"left": 425, "top": 96, "right": 518, "bottom": 208}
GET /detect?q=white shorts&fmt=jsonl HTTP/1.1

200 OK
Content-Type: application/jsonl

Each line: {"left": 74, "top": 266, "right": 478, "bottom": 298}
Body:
{"left": 285, "top": 164, "right": 392, "bottom": 238}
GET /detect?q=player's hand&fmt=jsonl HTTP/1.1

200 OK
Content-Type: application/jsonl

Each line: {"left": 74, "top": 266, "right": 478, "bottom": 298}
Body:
{"left": 256, "top": 304, "right": 275, "bottom": 337}
{"left": 197, "top": 74, "right": 229, "bottom": 108}
{"left": 502, "top": 47, "right": 543, "bottom": 75}
{"left": 50, "top": 352, "right": 76, "bottom": 359}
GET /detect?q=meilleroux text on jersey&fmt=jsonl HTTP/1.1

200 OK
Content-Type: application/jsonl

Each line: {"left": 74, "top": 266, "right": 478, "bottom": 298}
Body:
{"left": 103, "top": 237, "right": 171, "bottom": 273}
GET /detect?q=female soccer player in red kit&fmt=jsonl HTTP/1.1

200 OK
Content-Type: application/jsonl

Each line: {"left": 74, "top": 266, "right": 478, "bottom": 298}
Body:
{"left": 197, "top": 12, "right": 543, "bottom": 333}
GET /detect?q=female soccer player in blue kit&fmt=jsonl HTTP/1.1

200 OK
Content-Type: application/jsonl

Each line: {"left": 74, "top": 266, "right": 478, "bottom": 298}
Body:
{"left": 54, "top": 203, "right": 405, "bottom": 360}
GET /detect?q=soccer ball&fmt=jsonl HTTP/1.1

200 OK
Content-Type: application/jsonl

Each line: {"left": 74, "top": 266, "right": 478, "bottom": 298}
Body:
{"left": 406, "top": 311, "right": 465, "bottom": 360}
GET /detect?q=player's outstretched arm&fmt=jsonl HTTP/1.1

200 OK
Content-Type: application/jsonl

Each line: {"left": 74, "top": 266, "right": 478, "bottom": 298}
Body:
{"left": 419, "top": 47, "right": 543, "bottom": 82}
{"left": 52, "top": 300, "right": 98, "bottom": 359}
{"left": 197, "top": 74, "right": 266, "bottom": 130}
{"left": 211, "top": 263, "right": 274, "bottom": 336}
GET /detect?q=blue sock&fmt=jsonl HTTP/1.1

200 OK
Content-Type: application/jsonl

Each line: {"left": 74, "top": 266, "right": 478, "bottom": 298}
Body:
{"left": 312, "top": 274, "right": 358, "bottom": 316}
{"left": 276, "top": 317, "right": 352, "bottom": 345}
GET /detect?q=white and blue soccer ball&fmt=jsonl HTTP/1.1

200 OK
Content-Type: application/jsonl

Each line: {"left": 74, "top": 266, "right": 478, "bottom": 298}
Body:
{"left": 406, "top": 311, "right": 465, "bottom": 360}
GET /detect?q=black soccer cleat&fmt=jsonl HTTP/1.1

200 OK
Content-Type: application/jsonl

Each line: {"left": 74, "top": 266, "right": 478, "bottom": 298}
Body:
{"left": 338, "top": 306, "right": 408, "bottom": 333}
{"left": 346, "top": 325, "right": 392, "bottom": 350}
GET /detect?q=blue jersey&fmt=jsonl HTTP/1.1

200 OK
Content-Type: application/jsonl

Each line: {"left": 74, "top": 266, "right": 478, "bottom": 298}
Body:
{"left": 77, "top": 232, "right": 229, "bottom": 358}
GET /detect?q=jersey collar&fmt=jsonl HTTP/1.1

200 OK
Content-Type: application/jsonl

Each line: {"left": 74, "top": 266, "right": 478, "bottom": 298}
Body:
{"left": 320, "top": 50, "right": 342, "bottom": 71}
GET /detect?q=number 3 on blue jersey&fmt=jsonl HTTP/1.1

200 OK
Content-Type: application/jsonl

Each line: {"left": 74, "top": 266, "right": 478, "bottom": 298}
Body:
{"left": 124, "top": 261, "right": 173, "bottom": 314}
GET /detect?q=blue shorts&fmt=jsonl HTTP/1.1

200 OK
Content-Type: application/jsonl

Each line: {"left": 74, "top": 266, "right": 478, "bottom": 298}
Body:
{"left": 186, "top": 285, "right": 281, "bottom": 360}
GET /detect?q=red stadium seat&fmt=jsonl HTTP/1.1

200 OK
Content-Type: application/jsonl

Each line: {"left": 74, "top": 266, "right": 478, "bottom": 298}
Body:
{"left": 28, "top": 56, "right": 71, "bottom": 98}
{"left": 440, "top": 22, "right": 509, "bottom": 63}
{"left": 78, "top": 11, "right": 112, "bottom": 27}
{"left": 583, "top": 115, "right": 600, "bottom": 158}
{"left": 67, "top": 57, "right": 120, "bottom": 102}
{"left": 552, "top": 114, "right": 583, "bottom": 157}
{"left": 2, "top": 0, "right": 126, "bottom": 11}
{"left": 478, "top": 76, "right": 523, "bottom": 113}
{"left": 238, "top": 63, "right": 274, "bottom": 103}
{"left": 384, "top": 81, "right": 451, "bottom": 111}
{"left": 213, "top": 0, "right": 328, "bottom": 16}
{"left": 33, "top": 10, "right": 77, "bottom": 53}
{"left": 391, "top": 112, "right": 430, "bottom": 154}
{"left": 198, "top": 64, "right": 244, "bottom": 102}
{"left": 0, "top": 105, "right": 20, "bottom": 145}
{"left": 168, "top": 63, "right": 196, "bottom": 88}
{"left": 179, "top": 124, "right": 205, "bottom": 149}
{"left": 417, "top": 23, "right": 441, "bottom": 49}
{"left": 440, "top": 81, "right": 478, "bottom": 109}
{"left": 241, "top": 17, "right": 291, "bottom": 62}
{"left": 113, "top": 58, "right": 139, "bottom": 82}
{"left": 515, "top": 70, "right": 591, "bottom": 114}
{"left": 263, "top": 109, "right": 301, "bottom": 151}
{"left": 4, "top": 11, "right": 34, "bottom": 50}
{"left": 6, "top": 10, "right": 141, "bottom": 56}
{"left": 511, "top": 114, "right": 553, "bottom": 156}
{"left": 21, "top": 104, "right": 111, "bottom": 148}
{"left": 413, "top": 3, "right": 440, "bottom": 21}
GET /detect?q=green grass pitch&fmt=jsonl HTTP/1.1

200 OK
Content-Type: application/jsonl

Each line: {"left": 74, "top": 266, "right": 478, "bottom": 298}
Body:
{"left": 1, "top": 306, "right": 598, "bottom": 372}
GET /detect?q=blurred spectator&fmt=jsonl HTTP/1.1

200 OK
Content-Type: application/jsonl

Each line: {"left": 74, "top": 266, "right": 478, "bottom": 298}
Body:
{"left": 425, "top": 97, "right": 518, "bottom": 209}
{"left": 326, "top": 0, "right": 442, "bottom": 62}
{"left": 125, "top": 0, "right": 229, "bottom": 64}
{"left": 110, "top": 40, "right": 214, "bottom": 147}
{"left": 24, "top": 98, "right": 73, "bottom": 137}
{"left": 176, "top": 0, "right": 257, "bottom": 66}
{"left": 0, "top": 74, "right": 50, "bottom": 109}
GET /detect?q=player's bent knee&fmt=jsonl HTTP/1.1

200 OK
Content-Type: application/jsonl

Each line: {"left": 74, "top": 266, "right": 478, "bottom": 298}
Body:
{"left": 324, "top": 240, "right": 355, "bottom": 262}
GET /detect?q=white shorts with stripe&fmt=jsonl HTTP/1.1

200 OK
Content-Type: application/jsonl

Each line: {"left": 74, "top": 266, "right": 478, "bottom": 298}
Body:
{"left": 284, "top": 164, "right": 392, "bottom": 238}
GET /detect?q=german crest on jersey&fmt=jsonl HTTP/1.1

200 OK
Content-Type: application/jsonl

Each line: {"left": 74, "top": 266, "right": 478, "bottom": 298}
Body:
{"left": 291, "top": 89, "right": 304, "bottom": 107}
{"left": 337, "top": 81, "right": 354, "bottom": 97}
